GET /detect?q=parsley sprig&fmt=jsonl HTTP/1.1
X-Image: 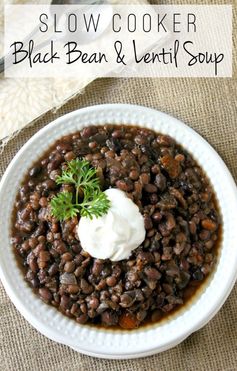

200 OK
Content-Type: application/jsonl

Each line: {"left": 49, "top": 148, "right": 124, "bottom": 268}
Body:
{"left": 50, "top": 159, "right": 110, "bottom": 221}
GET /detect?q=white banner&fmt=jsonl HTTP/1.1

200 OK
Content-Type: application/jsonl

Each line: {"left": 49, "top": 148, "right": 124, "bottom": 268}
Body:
{"left": 4, "top": 5, "right": 232, "bottom": 78}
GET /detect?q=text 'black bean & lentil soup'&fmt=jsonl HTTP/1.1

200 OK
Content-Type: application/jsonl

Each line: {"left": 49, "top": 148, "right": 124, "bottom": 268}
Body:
{"left": 11, "top": 125, "right": 221, "bottom": 329}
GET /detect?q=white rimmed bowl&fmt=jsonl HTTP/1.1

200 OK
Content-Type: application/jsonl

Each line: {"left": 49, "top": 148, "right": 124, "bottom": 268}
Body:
{"left": 0, "top": 104, "right": 237, "bottom": 359}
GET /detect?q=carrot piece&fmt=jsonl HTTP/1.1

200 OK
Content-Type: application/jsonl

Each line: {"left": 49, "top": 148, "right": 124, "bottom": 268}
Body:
{"left": 119, "top": 313, "right": 139, "bottom": 329}
{"left": 201, "top": 219, "right": 217, "bottom": 231}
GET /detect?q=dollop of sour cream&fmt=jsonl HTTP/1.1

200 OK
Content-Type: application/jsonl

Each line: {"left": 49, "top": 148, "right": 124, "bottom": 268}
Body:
{"left": 77, "top": 188, "right": 146, "bottom": 261}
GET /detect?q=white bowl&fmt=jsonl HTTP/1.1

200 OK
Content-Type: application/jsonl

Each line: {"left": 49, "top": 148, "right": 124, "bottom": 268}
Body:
{"left": 0, "top": 104, "right": 237, "bottom": 359}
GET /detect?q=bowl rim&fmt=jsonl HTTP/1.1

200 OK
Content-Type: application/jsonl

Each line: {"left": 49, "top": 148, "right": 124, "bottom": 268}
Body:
{"left": 0, "top": 103, "right": 237, "bottom": 359}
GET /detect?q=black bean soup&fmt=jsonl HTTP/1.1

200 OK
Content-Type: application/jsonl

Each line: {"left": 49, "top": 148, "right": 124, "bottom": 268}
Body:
{"left": 11, "top": 125, "right": 221, "bottom": 329}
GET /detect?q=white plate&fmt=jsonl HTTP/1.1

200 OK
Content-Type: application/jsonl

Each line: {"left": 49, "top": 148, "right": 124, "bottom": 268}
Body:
{"left": 0, "top": 104, "right": 237, "bottom": 359}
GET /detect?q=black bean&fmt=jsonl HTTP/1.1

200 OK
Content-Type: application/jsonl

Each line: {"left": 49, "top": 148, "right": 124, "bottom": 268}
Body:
{"left": 70, "top": 303, "right": 79, "bottom": 316}
{"left": 42, "top": 179, "right": 57, "bottom": 190}
{"left": 199, "top": 230, "right": 211, "bottom": 241}
{"left": 144, "top": 184, "right": 158, "bottom": 193}
{"left": 144, "top": 215, "right": 153, "bottom": 230}
{"left": 80, "top": 279, "right": 93, "bottom": 294}
{"left": 29, "top": 166, "right": 41, "bottom": 177}
{"left": 60, "top": 273, "right": 77, "bottom": 285}
{"left": 137, "top": 252, "right": 154, "bottom": 265}
{"left": 120, "top": 293, "right": 134, "bottom": 308}
{"left": 144, "top": 267, "right": 161, "bottom": 280}
{"left": 193, "top": 270, "right": 204, "bottom": 281}
{"left": 89, "top": 297, "right": 99, "bottom": 309}
{"left": 48, "top": 263, "right": 58, "bottom": 276}
{"left": 49, "top": 170, "right": 61, "bottom": 181}
{"left": 64, "top": 151, "right": 76, "bottom": 161}
{"left": 76, "top": 314, "right": 88, "bottom": 324}
{"left": 31, "top": 278, "right": 40, "bottom": 288}
{"left": 101, "top": 310, "right": 118, "bottom": 326}
{"left": 81, "top": 126, "right": 98, "bottom": 138}
{"left": 139, "top": 173, "right": 150, "bottom": 185}
{"left": 116, "top": 179, "right": 133, "bottom": 192}
{"left": 39, "top": 288, "right": 52, "bottom": 302}
{"left": 155, "top": 173, "right": 167, "bottom": 191}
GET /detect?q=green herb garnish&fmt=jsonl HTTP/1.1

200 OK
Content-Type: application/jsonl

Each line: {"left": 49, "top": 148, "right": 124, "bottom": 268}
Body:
{"left": 50, "top": 159, "right": 110, "bottom": 221}
{"left": 50, "top": 192, "right": 79, "bottom": 221}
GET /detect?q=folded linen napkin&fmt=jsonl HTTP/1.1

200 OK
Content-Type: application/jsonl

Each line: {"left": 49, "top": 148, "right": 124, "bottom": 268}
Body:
{"left": 0, "top": 0, "right": 152, "bottom": 148}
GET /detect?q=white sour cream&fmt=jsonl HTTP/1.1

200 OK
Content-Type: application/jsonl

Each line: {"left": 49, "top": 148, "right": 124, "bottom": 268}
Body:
{"left": 77, "top": 188, "right": 146, "bottom": 261}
